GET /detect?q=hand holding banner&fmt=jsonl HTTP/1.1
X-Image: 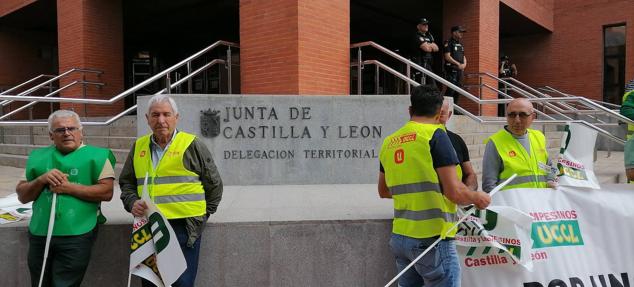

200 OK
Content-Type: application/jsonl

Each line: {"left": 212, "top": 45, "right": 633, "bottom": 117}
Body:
{"left": 128, "top": 173, "right": 187, "bottom": 287}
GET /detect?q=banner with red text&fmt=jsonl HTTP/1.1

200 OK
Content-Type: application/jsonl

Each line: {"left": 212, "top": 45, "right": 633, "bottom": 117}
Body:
{"left": 460, "top": 184, "right": 634, "bottom": 287}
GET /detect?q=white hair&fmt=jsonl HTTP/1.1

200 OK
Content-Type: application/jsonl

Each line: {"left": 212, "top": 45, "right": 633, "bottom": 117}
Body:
{"left": 442, "top": 97, "right": 454, "bottom": 115}
{"left": 47, "top": 110, "right": 82, "bottom": 132}
{"left": 147, "top": 94, "right": 179, "bottom": 115}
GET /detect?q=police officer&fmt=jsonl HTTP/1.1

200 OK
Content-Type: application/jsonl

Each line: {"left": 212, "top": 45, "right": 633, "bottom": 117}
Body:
{"left": 499, "top": 55, "right": 518, "bottom": 78}
{"left": 444, "top": 25, "right": 467, "bottom": 106}
{"left": 413, "top": 18, "right": 439, "bottom": 85}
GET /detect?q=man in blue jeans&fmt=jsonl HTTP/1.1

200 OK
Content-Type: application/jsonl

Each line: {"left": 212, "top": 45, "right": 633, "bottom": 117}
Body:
{"left": 378, "top": 85, "right": 490, "bottom": 286}
{"left": 120, "top": 95, "right": 223, "bottom": 286}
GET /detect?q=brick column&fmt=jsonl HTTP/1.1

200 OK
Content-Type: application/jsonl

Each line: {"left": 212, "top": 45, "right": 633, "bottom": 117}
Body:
{"left": 444, "top": 0, "right": 499, "bottom": 116}
{"left": 57, "top": 0, "right": 123, "bottom": 116}
{"left": 239, "top": 0, "right": 349, "bottom": 95}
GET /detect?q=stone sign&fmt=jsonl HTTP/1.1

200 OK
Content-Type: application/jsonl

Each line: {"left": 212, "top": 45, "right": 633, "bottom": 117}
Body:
{"left": 138, "top": 95, "right": 410, "bottom": 185}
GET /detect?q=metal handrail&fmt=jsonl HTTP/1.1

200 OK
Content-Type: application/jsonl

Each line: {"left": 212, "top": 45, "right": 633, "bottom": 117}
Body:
{"left": 453, "top": 104, "right": 624, "bottom": 145}
{"left": 474, "top": 73, "right": 633, "bottom": 125}
{"left": 0, "top": 40, "right": 238, "bottom": 105}
{"left": 539, "top": 86, "right": 621, "bottom": 109}
{"left": 350, "top": 41, "right": 629, "bottom": 145}
{"left": 0, "top": 80, "right": 104, "bottom": 120}
{"left": 0, "top": 68, "right": 103, "bottom": 107}
{"left": 0, "top": 74, "right": 55, "bottom": 96}
{"left": 0, "top": 40, "right": 239, "bottom": 126}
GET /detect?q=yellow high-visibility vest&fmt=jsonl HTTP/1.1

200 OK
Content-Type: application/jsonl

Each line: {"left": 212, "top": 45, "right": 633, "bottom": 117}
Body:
{"left": 380, "top": 121, "right": 458, "bottom": 239}
{"left": 487, "top": 128, "right": 549, "bottom": 190}
{"left": 133, "top": 131, "right": 206, "bottom": 219}
{"left": 622, "top": 91, "right": 634, "bottom": 140}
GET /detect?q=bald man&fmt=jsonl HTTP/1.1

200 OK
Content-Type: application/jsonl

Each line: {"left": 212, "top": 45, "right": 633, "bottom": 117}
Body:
{"left": 482, "top": 98, "right": 557, "bottom": 192}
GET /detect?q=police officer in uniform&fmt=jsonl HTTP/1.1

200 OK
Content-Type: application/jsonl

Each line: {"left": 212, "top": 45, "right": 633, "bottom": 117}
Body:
{"left": 413, "top": 18, "right": 438, "bottom": 85}
{"left": 444, "top": 25, "right": 467, "bottom": 106}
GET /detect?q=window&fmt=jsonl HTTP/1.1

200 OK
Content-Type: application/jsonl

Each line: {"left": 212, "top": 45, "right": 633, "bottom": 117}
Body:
{"left": 603, "top": 24, "right": 626, "bottom": 104}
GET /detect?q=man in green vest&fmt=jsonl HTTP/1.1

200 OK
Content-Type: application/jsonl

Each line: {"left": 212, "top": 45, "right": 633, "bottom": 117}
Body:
{"left": 619, "top": 79, "right": 634, "bottom": 183}
{"left": 378, "top": 85, "right": 490, "bottom": 287}
{"left": 16, "top": 110, "right": 116, "bottom": 287}
{"left": 482, "top": 98, "right": 557, "bottom": 192}
{"left": 119, "top": 94, "right": 223, "bottom": 287}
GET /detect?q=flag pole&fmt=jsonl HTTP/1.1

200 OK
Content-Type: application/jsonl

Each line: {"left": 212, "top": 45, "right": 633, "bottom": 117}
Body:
{"left": 383, "top": 174, "right": 517, "bottom": 287}
{"left": 38, "top": 192, "right": 57, "bottom": 287}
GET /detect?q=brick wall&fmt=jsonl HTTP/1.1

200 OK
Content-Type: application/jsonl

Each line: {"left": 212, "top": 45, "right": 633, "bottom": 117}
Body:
{"left": 0, "top": 0, "right": 35, "bottom": 17}
{"left": 57, "top": 0, "right": 124, "bottom": 116}
{"left": 444, "top": 0, "right": 499, "bottom": 116}
{"left": 297, "top": 0, "right": 349, "bottom": 95}
{"left": 501, "top": 0, "right": 554, "bottom": 31}
{"left": 504, "top": 0, "right": 633, "bottom": 103}
{"left": 240, "top": 0, "right": 349, "bottom": 95}
{"left": 0, "top": 27, "right": 57, "bottom": 119}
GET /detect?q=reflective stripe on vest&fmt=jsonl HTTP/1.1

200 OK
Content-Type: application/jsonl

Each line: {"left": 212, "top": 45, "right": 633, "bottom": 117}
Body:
{"left": 488, "top": 128, "right": 549, "bottom": 190}
{"left": 133, "top": 131, "right": 206, "bottom": 219}
{"left": 623, "top": 91, "right": 634, "bottom": 140}
{"left": 380, "top": 121, "right": 458, "bottom": 239}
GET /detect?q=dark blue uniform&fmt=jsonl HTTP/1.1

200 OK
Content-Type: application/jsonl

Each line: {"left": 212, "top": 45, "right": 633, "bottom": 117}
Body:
{"left": 444, "top": 38, "right": 465, "bottom": 104}
{"left": 413, "top": 30, "right": 436, "bottom": 85}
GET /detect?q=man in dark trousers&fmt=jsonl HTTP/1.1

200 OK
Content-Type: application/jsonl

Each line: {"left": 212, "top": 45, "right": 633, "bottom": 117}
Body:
{"left": 444, "top": 25, "right": 467, "bottom": 106}
{"left": 413, "top": 17, "right": 439, "bottom": 85}
{"left": 439, "top": 99, "right": 478, "bottom": 190}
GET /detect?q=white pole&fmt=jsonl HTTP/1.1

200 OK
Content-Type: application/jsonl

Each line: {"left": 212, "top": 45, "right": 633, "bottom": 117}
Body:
{"left": 38, "top": 192, "right": 57, "bottom": 287}
{"left": 383, "top": 174, "right": 517, "bottom": 287}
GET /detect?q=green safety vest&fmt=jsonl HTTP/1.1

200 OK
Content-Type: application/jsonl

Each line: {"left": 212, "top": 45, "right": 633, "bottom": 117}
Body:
{"left": 133, "top": 131, "right": 206, "bottom": 219}
{"left": 379, "top": 121, "right": 458, "bottom": 239}
{"left": 26, "top": 145, "right": 115, "bottom": 236}
{"left": 486, "top": 128, "right": 549, "bottom": 190}
{"left": 623, "top": 91, "right": 634, "bottom": 140}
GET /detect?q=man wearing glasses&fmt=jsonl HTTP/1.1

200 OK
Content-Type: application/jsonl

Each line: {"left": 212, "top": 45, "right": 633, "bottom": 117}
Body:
{"left": 482, "top": 98, "right": 558, "bottom": 192}
{"left": 16, "top": 110, "right": 115, "bottom": 286}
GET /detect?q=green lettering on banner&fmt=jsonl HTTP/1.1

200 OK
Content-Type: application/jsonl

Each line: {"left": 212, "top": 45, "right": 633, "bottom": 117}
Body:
{"left": 531, "top": 220, "right": 584, "bottom": 248}
{"left": 149, "top": 213, "right": 170, "bottom": 253}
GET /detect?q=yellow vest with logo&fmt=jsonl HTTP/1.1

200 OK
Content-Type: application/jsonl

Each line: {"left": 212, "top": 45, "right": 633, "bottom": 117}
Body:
{"left": 487, "top": 128, "right": 549, "bottom": 190}
{"left": 379, "top": 121, "right": 458, "bottom": 239}
{"left": 133, "top": 131, "right": 206, "bottom": 219}
{"left": 622, "top": 91, "right": 634, "bottom": 140}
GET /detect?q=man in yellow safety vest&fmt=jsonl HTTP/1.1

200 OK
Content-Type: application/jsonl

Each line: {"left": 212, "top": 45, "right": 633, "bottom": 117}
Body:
{"left": 119, "top": 94, "right": 223, "bottom": 287}
{"left": 378, "top": 85, "right": 490, "bottom": 287}
{"left": 482, "top": 98, "right": 557, "bottom": 192}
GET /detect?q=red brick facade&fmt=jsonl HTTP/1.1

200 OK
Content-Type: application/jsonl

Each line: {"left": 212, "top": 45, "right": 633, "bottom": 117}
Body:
{"left": 57, "top": 0, "right": 124, "bottom": 116}
{"left": 444, "top": 0, "right": 500, "bottom": 116}
{"left": 0, "top": 0, "right": 35, "bottom": 17}
{"left": 503, "top": 0, "right": 633, "bottom": 104}
{"left": 0, "top": 0, "right": 633, "bottom": 117}
{"left": 240, "top": 0, "right": 349, "bottom": 95}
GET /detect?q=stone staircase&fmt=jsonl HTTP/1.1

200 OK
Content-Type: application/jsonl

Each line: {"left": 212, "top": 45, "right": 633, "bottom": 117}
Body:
{"left": 0, "top": 116, "right": 137, "bottom": 174}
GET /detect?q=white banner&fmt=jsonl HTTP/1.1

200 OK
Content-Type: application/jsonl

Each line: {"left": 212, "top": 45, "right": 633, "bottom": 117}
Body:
{"left": 461, "top": 185, "right": 634, "bottom": 287}
{"left": 129, "top": 177, "right": 187, "bottom": 287}
{"left": 557, "top": 123, "right": 600, "bottom": 189}
{"left": 456, "top": 206, "right": 534, "bottom": 270}
{"left": 0, "top": 193, "right": 32, "bottom": 224}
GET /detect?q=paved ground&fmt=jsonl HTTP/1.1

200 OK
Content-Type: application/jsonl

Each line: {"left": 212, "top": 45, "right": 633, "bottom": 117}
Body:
{"left": 0, "top": 166, "right": 24, "bottom": 197}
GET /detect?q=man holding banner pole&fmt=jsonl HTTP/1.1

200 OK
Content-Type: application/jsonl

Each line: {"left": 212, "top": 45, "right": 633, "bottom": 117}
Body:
{"left": 482, "top": 98, "right": 558, "bottom": 192}
{"left": 16, "top": 110, "right": 116, "bottom": 287}
{"left": 378, "top": 85, "right": 491, "bottom": 287}
{"left": 120, "top": 94, "right": 223, "bottom": 287}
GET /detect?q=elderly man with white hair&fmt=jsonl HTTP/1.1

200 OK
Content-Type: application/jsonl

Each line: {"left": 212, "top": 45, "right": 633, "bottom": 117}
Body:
{"left": 16, "top": 109, "right": 116, "bottom": 287}
{"left": 119, "top": 94, "right": 223, "bottom": 287}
